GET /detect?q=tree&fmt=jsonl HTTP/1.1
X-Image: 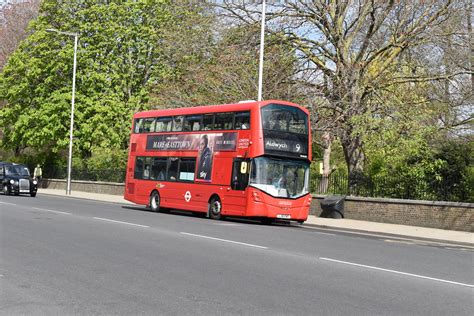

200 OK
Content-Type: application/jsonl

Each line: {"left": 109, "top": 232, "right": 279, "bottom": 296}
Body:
{"left": 426, "top": 0, "right": 473, "bottom": 136}
{"left": 217, "top": 0, "right": 469, "bottom": 190}
{"left": 1, "top": 0, "right": 178, "bottom": 170}
{"left": 152, "top": 19, "right": 305, "bottom": 107}
{"left": 0, "top": 0, "right": 40, "bottom": 161}
{"left": 0, "top": 0, "right": 41, "bottom": 70}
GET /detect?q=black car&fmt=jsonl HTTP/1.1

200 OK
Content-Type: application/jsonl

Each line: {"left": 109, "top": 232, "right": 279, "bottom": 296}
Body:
{"left": 0, "top": 162, "right": 38, "bottom": 197}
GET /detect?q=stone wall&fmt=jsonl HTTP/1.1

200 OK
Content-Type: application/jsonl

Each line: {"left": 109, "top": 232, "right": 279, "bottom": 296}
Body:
{"left": 42, "top": 178, "right": 124, "bottom": 196}
{"left": 311, "top": 195, "right": 473, "bottom": 232}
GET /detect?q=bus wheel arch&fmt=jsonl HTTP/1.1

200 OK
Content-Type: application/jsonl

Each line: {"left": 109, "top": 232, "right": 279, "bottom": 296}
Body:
{"left": 208, "top": 195, "right": 222, "bottom": 220}
{"left": 149, "top": 190, "right": 161, "bottom": 212}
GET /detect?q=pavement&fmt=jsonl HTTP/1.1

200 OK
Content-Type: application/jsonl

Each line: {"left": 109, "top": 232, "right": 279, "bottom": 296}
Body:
{"left": 37, "top": 188, "right": 473, "bottom": 246}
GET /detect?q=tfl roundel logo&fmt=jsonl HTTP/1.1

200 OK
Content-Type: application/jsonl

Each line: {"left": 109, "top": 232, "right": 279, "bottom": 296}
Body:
{"left": 184, "top": 191, "right": 192, "bottom": 202}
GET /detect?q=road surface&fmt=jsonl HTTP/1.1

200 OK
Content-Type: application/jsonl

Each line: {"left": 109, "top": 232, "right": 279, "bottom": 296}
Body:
{"left": 1, "top": 194, "right": 472, "bottom": 315}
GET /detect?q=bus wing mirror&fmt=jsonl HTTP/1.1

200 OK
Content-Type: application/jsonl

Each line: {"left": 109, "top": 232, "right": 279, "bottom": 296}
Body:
{"left": 240, "top": 162, "right": 248, "bottom": 174}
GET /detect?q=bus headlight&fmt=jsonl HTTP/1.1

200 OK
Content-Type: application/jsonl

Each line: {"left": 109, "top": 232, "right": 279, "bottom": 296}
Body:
{"left": 33, "top": 180, "right": 38, "bottom": 185}
{"left": 10, "top": 179, "right": 15, "bottom": 185}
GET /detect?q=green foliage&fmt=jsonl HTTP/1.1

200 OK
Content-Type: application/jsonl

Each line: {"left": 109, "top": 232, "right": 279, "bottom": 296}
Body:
{"left": 430, "top": 139, "right": 474, "bottom": 202}
{"left": 1, "top": 0, "right": 177, "bottom": 169}
{"left": 311, "top": 142, "right": 473, "bottom": 202}
{"left": 85, "top": 147, "right": 128, "bottom": 171}
{"left": 360, "top": 125, "right": 472, "bottom": 202}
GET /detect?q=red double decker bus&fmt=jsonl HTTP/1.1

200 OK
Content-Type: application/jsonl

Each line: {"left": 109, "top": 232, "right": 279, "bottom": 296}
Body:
{"left": 124, "top": 100, "right": 312, "bottom": 224}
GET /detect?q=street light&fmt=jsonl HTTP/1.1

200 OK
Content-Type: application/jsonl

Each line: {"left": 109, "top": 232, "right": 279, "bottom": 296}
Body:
{"left": 257, "top": 0, "right": 266, "bottom": 101}
{"left": 46, "top": 28, "right": 79, "bottom": 195}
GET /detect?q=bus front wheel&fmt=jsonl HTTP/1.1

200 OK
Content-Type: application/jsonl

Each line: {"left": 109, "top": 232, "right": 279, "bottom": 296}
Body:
{"left": 149, "top": 191, "right": 161, "bottom": 212}
{"left": 209, "top": 196, "right": 222, "bottom": 220}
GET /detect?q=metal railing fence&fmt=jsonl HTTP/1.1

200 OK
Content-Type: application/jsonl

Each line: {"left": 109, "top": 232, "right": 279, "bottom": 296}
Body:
{"left": 45, "top": 167, "right": 126, "bottom": 183}
{"left": 310, "top": 172, "right": 473, "bottom": 203}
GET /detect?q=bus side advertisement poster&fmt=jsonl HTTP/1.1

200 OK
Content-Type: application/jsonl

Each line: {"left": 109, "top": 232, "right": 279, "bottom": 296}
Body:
{"left": 146, "top": 133, "right": 238, "bottom": 182}
{"left": 146, "top": 133, "right": 237, "bottom": 152}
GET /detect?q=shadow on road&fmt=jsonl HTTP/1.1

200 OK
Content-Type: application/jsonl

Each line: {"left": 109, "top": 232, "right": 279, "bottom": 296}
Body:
{"left": 120, "top": 205, "right": 304, "bottom": 228}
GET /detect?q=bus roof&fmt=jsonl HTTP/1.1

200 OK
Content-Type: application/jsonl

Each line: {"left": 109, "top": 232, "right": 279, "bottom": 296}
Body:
{"left": 133, "top": 100, "right": 306, "bottom": 118}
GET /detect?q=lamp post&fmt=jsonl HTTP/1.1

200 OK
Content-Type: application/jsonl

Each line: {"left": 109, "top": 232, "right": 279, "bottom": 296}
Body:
{"left": 257, "top": 0, "right": 266, "bottom": 102}
{"left": 46, "top": 28, "right": 78, "bottom": 195}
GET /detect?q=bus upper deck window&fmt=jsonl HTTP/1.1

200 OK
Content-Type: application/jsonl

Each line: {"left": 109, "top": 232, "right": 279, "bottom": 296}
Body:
{"left": 235, "top": 111, "right": 250, "bottom": 130}
{"left": 134, "top": 119, "right": 143, "bottom": 133}
{"left": 261, "top": 104, "right": 307, "bottom": 134}
{"left": 214, "top": 113, "right": 234, "bottom": 130}
{"left": 184, "top": 115, "right": 203, "bottom": 131}
{"left": 288, "top": 112, "right": 307, "bottom": 134}
{"left": 203, "top": 114, "right": 214, "bottom": 130}
{"left": 172, "top": 116, "right": 184, "bottom": 131}
{"left": 143, "top": 118, "right": 156, "bottom": 133}
{"left": 156, "top": 117, "right": 172, "bottom": 132}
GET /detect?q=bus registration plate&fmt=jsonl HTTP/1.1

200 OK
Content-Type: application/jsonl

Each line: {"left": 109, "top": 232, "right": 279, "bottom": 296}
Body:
{"left": 277, "top": 214, "right": 291, "bottom": 219}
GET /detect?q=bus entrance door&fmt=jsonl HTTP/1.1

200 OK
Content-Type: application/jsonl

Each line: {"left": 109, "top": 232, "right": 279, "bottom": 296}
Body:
{"left": 223, "top": 159, "right": 250, "bottom": 215}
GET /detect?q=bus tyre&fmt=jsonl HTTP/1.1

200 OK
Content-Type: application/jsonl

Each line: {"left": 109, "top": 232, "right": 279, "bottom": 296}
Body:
{"left": 3, "top": 185, "right": 9, "bottom": 195}
{"left": 30, "top": 192, "right": 37, "bottom": 197}
{"left": 209, "top": 196, "right": 222, "bottom": 220}
{"left": 149, "top": 191, "right": 161, "bottom": 212}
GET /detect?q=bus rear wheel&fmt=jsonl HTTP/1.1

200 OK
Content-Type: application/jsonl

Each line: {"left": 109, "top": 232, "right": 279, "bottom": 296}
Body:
{"left": 149, "top": 191, "right": 161, "bottom": 212}
{"left": 209, "top": 196, "right": 222, "bottom": 220}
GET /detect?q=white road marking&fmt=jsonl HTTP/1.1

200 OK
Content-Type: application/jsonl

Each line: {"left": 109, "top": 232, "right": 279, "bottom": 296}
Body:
{"left": 320, "top": 257, "right": 474, "bottom": 288}
{"left": 33, "top": 207, "right": 72, "bottom": 215}
{"left": 93, "top": 217, "right": 149, "bottom": 228}
{"left": 0, "top": 201, "right": 17, "bottom": 206}
{"left": 384, "top": 239, "right": 415, "bottom": 245}
{"left": 308, "top": 231, "right": 335, "bottom": 236}
{"left": 180, "top": 232, "right": 268, "bottom": 249}
{"left": 386, "top": 239, "right": 474, "bottom": 249}
{"left": 303, "top": 226, "right": 474, "bottom": 248}
{"left": 444, "top": 247, "right": 472, "bottom": 252}
{"left": 214, "top": 223, "right": 245, "bottom": 227}
{"left": 302, "top": 226, "right": 416, "bottom": 240}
